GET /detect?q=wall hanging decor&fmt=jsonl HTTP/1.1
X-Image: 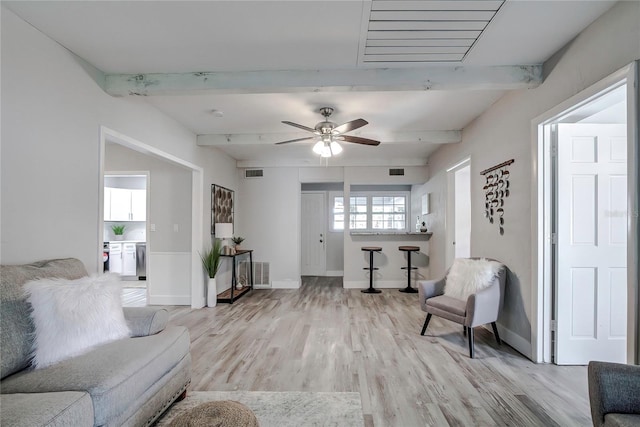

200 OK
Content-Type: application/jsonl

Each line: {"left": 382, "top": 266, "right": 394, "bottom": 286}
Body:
{"left": 211, "top": 184, "right": 234, "bottom": 235}
{"left": 480, "top": 159, "right": 514, "bottom": 235}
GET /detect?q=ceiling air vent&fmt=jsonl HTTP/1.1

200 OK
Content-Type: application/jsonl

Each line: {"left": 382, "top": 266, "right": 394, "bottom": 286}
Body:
{"left": 245, "top": 169, "right": 264, "bottom": 178}
{"left": 389, "top": 168, "right": 405, "bottom": 176}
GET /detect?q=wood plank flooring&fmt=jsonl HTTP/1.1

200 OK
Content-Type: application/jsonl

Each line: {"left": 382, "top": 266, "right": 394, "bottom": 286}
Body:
{"left": 161, "top": 277, "right": 591, "bottom": 426}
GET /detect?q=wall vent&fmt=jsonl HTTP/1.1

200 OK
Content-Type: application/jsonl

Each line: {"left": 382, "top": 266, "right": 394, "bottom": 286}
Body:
{"left": 245, "top": 169, "right": 264, "bottom": 178}
{"left": 389, "top": 168, "right": 405, "bottom": 176}
{"left": 239, "top": 261, "right": 270, "bottom": 288}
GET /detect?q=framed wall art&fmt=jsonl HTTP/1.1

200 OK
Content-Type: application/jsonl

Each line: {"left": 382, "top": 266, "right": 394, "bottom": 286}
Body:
{"left": 211, "top": 184, "right": 234, "bottom": 235}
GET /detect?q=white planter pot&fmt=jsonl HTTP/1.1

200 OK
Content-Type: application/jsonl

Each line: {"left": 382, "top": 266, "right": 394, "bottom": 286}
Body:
{"left": 207, "top": 277, "right": 217, "bottom": 307}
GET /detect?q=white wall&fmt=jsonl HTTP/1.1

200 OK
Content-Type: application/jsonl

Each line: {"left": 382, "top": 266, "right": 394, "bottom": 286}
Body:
{"left": 236, "top": 167, "right": 301, "bottom": 288}
{"left": 0, "top": 7, "right": 238, "bottom": 297}
{"left": 105, "top": 143, "right": 192, "bottom": 252}
{"left": 423, "top": 1, "right": 640, "bottom": 358}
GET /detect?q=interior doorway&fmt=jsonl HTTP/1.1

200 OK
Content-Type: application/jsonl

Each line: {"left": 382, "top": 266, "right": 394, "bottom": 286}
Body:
{"left": 533, "top": 66, "right": 639, "bottom": 364}
{"left": 99, "top": 126, "right": 205, "bottom": 308}
{"left": 446, "top": 158, "right": 471, "bottom": 267}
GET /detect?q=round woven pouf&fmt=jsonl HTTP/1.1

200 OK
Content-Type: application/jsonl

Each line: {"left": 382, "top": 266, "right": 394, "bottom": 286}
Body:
{"left": 168, "top": 400, "right": 258, "bottom": 427}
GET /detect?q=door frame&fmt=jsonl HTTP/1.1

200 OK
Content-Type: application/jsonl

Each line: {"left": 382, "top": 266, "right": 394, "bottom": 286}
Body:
{"left": 531, "top": 62, "right": 639, "bottom": 363}
{"left": 445, "top": 157, "right": 471, "bottom": 268}
{"left": 300, "top": 191, "right": 327, "bottom": 276}
{"left": 98, "top": 126, "right": 205, "bottom": 308}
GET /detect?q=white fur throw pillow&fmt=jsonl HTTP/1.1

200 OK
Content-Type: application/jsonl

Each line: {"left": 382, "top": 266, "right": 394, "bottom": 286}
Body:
{"left": 444, "top": 258, "right": 503, "bottom": 301}
{"left": 24, "top": 273, "right": 131, "bottom": 369}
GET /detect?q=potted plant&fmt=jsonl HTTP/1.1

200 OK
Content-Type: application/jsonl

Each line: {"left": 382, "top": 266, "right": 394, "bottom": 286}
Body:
{"left": 231, "top": 236, "right": 245, "bottom": 251}
{"left": 112, "top": 224, "right": 126, "bottom": 240}
{"left": 200, "top": 239, "right": 223, "bottom": 307}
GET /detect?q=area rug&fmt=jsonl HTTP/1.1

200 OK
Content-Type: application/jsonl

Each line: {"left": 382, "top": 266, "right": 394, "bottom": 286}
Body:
{"left": 156, "top": 391, "right": 364, "bottom": 427}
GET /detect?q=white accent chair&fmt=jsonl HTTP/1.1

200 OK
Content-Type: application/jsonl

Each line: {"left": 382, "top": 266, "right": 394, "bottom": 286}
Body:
{"left": 417, "top": 258, "right": 506, "bottom": 358}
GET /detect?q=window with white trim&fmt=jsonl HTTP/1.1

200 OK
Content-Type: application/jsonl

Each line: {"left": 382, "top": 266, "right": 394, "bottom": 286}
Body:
{"left": 331, "top": 195, "right": 345, "bottom": 231}
{"left": 347, "top": 192, "right": 409, "bottom": 231}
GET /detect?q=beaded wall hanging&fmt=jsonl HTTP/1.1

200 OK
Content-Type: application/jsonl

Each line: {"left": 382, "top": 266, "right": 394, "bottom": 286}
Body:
{"left": 480, "top": 159, "right": 514, "bottom": 235}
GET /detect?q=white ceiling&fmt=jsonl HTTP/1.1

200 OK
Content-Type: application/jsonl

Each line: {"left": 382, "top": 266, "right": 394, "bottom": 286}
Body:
{"left": 4, "top": 0, "right": 617, "bottom": 167}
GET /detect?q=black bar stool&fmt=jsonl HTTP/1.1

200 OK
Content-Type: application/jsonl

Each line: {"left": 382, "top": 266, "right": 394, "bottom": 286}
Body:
{"left": 399, "top": 246, "right": 420, "bottom": 293}
{"left": 361, "top": 246, "right": 382, "bottom": 294}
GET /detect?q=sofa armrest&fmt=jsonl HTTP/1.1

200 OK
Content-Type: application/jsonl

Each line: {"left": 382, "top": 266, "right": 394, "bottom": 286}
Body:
{"left": 417, "top": 278, "right": 446, "bottom": 312}
{"left": 123, "top": 307, "right": 169, "bottom": 337}
{"left": 588, "top": 361, "right": 640, "bottom": 427}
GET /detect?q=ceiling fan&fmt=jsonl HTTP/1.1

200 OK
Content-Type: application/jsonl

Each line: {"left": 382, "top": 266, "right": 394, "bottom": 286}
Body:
{"left": 276, "top": 107, "right": 380, "bottom": 157}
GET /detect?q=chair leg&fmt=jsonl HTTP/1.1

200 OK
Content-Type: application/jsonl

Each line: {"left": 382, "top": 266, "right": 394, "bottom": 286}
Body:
{"left": 491, "top": 322, "right": 502, "bottom": 345}
{"left": 468, "top": 327, "right": 474, "bottom": 358}
{"left": 420, "top": 313, "right": 432, "bottom": 336}
{"left": 463, "top": 326, "right": 467, "bottom": 336}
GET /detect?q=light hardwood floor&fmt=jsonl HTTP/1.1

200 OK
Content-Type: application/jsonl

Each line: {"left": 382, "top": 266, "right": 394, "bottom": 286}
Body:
{"left": 149, "top": 277, "right": 592, "bottom": 426}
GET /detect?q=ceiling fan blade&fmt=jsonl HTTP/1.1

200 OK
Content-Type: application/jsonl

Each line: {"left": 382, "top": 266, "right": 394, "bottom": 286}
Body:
{"left": 338, "top": 135, "right": 380, "bottom": 146}
{"left": 333, "top": 118, "right": 368, "bottom": 134}
{"left": 281, "top": 121, "right": 316, "bottom": 133}
{"left": 275, "top": 137, "right": 316, "bottom": 145}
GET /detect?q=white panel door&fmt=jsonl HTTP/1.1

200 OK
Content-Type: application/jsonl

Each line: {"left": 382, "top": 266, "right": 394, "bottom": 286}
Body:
{"left": 109, "top": 188, "right": 132, "bottom": 221}
{"left": 301, "top": 192, "right": 326, "bottom": 276}
{"left": 122, "top": 243, "right": 137, "bottom": 276}
{"left": 556, "top": 124, "right": 627, "bottom": 365}
{"left": 130, "top": 189, "right": 147, "bottom": 221}
{"left": 109, "top": 242, "right": 123, "bottom": 274}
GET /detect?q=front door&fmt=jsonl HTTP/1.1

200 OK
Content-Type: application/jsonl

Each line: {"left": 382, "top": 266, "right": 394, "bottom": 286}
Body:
{"left": 301, "top": 192, "right": 326, "bottom": 276}
{"left": 555, "top": 123, "right": 627, "bottom": 364}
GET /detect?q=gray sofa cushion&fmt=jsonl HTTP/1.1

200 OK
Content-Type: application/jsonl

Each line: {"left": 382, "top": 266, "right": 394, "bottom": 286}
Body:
{"left": 604, "top": 414, "right": 640, "bottom": 427}
{"left": 1, "top": 258, "right": 88, "bottom": 379}
{"left": 0, "top": 391, "right": 93, "bottom": 427}
{"left": 1, "top": 326, "right": 190, "bottom": 426}
{"left": 124, "top": 307, "right": 169, "bottom": 337}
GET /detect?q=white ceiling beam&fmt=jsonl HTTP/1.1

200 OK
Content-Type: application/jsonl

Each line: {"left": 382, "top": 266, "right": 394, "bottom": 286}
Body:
{"left": 197, "top": 131, "right": 461, "bottom": 146}
{"left": 104, "top": 66, "right": 542, "bottom": 96}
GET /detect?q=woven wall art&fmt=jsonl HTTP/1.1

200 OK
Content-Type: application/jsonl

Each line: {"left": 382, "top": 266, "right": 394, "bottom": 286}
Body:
{"left": 481, "top": 159, "right": 514, "bottom": 235}
{"left": 211, "top": 184, "right": 234, "bottom": 235}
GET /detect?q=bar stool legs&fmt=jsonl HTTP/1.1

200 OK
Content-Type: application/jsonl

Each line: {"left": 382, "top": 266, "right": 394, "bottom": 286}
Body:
{"left": 399, "top": 246, "right": 419, "bottom": 293}
{"left": 361, "top": 247, "right": 382, "bottom": 294}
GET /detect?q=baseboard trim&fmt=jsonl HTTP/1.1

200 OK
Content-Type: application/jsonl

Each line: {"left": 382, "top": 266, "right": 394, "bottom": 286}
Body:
{"left": 492, "top": 324, "right": 532, "bottom": 360}
{"left": 326, "top": 270, "right": 344, "bottom": 277}
{"left": 148, "top": 294, "right": 191, "bottom": 306}
{"left": 271, "top": 280, "right": 300, "bottom": 289}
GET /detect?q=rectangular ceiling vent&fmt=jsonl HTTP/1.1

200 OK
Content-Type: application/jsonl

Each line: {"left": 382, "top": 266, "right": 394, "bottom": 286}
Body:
{"left": 361, "top": 0, "right": 505, "bottom": 65}
{"left": 389, "top": 168, "right": 405, "bottom": 176}
{"left": 245, "top": 169, "right": 264, "bottom": 178}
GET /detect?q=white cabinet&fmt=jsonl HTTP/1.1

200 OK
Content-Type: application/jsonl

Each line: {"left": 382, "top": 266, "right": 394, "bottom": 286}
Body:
{"left": 109, "top": 242, "right": 123, "bottom": 274}
{"left": 104, "top": 188, "right": 146, "bottom": 221}
{"left": 109, "top": 242, "right": 137, "bottom": 276}
{"left": 122, "top": 243, "right": 137, "bottom": 276}
{"left": 130, "top": 190, "right": 146, "bottom": 221}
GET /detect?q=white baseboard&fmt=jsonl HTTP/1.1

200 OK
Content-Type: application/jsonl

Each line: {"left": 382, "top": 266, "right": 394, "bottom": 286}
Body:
{"left": 271, "top": 280, "right": 300, "bottom": 289}
{"left": 492, "top": 324, "right": 532, "bottom": 360}
{"left": 148, "top": 294, "right": 191, "bottom": 306}
{"left": 343, "top": 280, "right": 406, "bottom": 289}
{"left": 326, "top": 270, "right": 344, "bottom": 277}
{"left": 254, "top": 284, "right": 272, "bottom": 290}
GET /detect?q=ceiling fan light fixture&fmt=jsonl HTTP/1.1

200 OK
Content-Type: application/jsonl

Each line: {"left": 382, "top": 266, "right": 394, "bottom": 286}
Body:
{"left": 312, "top": 139, "right": 343, "bottom": 157}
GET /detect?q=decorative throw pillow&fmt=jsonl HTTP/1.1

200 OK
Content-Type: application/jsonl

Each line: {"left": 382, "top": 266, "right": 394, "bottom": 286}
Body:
{"left": 24, "top": 273, "right": 131, "bottom": 369}
{"left": 444, "top": 258, "right": 503, "bottom": 301}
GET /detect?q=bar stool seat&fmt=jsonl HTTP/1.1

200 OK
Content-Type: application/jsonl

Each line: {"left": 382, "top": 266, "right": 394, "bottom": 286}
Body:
{"left": 399, "top": 246, "right": 420, "bottom": 293}
{"left": 361, "top": 247, "right": 382, "bottom": 294}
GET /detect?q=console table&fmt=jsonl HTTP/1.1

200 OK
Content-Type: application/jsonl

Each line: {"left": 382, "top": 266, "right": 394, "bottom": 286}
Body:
{"left": 217, "top": 249, "right": 254, "bottom": 304}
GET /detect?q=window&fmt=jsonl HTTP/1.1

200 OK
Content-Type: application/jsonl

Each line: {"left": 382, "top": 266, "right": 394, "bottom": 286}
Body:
{"left": 371, "top": 196, "right": 406, "bottom": 230}
{"left": 339, "top": 192, "right": 408, "bottom": 231}
{"left": 332, "top": 196, "right": 345, "bottom": 231}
